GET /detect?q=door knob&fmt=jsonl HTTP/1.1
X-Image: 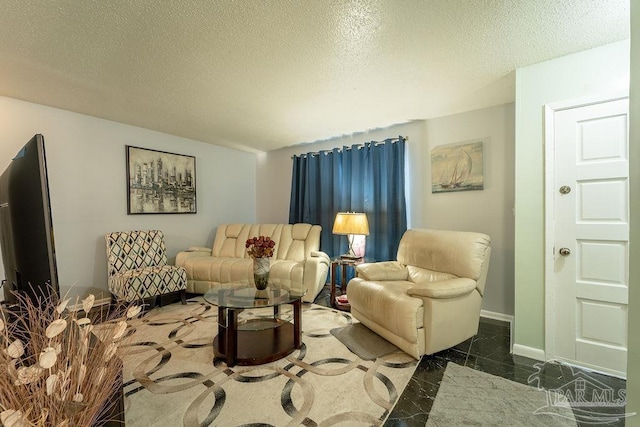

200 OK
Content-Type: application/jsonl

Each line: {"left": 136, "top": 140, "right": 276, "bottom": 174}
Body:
{"left": 559, "top": 186, "right": 571, "bottom": 194}
{"left": 559, "top": 247, "right": 571, "bottom": 256}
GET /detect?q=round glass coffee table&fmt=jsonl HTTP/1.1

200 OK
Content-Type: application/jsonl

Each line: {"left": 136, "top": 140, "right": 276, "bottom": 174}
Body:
{"left": 204, "top": 283, "right": 305, "bottom": 366}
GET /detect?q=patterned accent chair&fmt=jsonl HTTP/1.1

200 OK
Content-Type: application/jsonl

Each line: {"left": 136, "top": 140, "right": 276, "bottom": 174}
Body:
{"left": 105, "top": 230, "right": 187, "bottom": 304}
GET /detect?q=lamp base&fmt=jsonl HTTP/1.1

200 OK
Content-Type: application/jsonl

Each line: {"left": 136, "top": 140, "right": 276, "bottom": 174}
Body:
{"left": 340, "top": 254, "right": 363, "bottom": 260}
{"left": 340, "top": 247, "right": 363, "bottom": 260}
{"left": 339, "top": 234, "right": 366, "bottom": 260}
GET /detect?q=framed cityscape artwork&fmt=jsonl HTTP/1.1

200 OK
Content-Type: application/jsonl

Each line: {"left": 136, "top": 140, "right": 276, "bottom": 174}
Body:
{"left": 431, "top": 140, "right": 484, "bottom": 193}
{"left": 126, "top": 146, "right": 196, "bottom": 214}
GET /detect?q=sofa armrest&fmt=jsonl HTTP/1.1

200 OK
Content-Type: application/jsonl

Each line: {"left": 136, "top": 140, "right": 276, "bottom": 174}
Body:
{"left": 304, "top": 251, "right": 330, "bottom": 277}
{"left": 302, "top": 251, "right": 331, "bottom": 301}
{"left": 407, "top": 278, "right": 476, "bottom": 299}
{"left": 310, "top": 251, "right": 330, "bottom": 263}
{"left": 355, "top": 261, "right": 408, "bottom": 281}
{"left": 187, "top": 246, "right": 212, "bottom": 253}
{"left": 175, "top": 248, "right": 212, "bottom": 267}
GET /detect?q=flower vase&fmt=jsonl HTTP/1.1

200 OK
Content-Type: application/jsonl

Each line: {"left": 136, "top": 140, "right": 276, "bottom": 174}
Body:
{"left": 253, "top": 257, "right": 270, "bottom": 290}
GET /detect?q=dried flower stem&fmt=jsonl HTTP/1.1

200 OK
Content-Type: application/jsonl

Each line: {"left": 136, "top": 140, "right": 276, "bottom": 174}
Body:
{"left": 0, "top": 286, "right": 138, "bottom": 426}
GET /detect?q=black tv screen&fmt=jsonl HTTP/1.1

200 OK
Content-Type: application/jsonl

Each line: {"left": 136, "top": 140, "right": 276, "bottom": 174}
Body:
{"left": 0, "top": 134, "right": 59, "bottom": 304}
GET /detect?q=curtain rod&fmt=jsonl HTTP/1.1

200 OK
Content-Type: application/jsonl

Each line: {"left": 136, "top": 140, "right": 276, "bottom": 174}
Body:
{"left": 291, "top": 136, "right": 407, "bottom": 159}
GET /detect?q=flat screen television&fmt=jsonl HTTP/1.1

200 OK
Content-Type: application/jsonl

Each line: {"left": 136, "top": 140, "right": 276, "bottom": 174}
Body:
{"left": 0, "top": 134, "right": 59, "bottom": 305}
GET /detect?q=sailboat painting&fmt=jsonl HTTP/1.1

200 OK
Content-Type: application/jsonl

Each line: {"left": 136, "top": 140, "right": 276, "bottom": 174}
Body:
{"left": 431, "top": 141, "right": 484, "bottom": 193}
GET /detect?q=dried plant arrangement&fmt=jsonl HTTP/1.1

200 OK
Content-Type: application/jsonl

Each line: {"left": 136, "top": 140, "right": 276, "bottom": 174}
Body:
{"left": 0, "top": 288, "right": 140, "bottom": 427}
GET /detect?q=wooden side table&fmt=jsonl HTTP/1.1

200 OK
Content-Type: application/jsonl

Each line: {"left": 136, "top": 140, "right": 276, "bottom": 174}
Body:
{"left": 330, "top": 258, "right": 371, "bottom": 311}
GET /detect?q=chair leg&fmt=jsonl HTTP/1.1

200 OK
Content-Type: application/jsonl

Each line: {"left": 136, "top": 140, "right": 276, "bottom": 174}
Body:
{"left": 179, "top": 289, "right": 187, "bottom": 305}
{"left": 109, "top": 294, "right": 116, "bottom": 316}
{"left": 145, "top": 296, "right": 156, "bottom": 310}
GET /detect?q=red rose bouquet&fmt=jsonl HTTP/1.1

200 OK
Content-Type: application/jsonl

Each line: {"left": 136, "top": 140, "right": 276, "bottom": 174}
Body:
{"left": 245, "top": 236, "right": 275, "bottom": 258}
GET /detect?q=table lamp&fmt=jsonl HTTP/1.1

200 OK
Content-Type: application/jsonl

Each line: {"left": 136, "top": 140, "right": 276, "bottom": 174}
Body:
{"left": 332, "top": 212, "right": 369, "bottom": 259}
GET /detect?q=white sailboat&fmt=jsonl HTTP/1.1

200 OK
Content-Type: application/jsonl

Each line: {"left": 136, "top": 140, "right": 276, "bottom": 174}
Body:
{"left": 439, "top": 149, "right": 472, "bottom": 189}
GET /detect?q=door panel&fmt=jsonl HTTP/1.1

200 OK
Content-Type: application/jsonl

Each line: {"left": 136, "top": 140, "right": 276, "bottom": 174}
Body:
{"left": 578, "top": 300, "right": 627, "bottom": 345}
{"left": 578, "top": 241, "right": 627, "bottom": 284}
{"left": 578, "top": 180, "right": 627, "bottom": 221}
{"left": 578, "top": 114, "right": 627, "bottom": 160}
{"left": 551, "top": 98, "right": 629, "bottom": 377}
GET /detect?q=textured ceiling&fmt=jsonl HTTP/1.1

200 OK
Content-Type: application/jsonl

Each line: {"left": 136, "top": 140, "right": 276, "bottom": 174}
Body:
{"left": 0, "top": 1, "right": 630, "bottom": 152}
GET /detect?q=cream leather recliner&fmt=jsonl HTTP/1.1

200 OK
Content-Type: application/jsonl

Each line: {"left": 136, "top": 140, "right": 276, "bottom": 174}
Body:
{"left": 346, "top": 228, "right": 491, "bottom": 359}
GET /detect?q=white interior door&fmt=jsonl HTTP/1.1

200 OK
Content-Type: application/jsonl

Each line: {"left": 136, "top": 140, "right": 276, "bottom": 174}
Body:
{"left": 549, "top": 97, "right": 629, "bottom": 378}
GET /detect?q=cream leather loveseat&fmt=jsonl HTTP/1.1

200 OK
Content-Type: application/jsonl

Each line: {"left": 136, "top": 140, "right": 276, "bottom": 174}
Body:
{"left": 347, "top": 228, "right": 491, "bottom": 359}
{"left": 175, "top": 223, "right": 330, "bottom": 303}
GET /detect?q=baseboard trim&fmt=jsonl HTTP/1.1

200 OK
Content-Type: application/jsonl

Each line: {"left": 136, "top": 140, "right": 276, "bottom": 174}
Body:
{"left": 480, "top": 310, "right": 513, "bottom": 324}
{"left": 67, "top": 296, "right": 111, "bottom": 312}
{"left": 512, "top": 344, "right": 546, "bottom": 361}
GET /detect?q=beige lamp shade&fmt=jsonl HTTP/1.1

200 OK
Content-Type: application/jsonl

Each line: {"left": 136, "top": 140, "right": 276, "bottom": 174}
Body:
{"left": 333, "top": 212, "right": 369, "bottom": 259}
{"left": 332, "top": 212, "right": 370, "bottom": 236}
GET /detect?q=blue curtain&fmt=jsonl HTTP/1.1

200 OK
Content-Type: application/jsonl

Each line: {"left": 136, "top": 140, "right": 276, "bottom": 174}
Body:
{"left": 289, "top": 137, "right": 407, "bottom": 262}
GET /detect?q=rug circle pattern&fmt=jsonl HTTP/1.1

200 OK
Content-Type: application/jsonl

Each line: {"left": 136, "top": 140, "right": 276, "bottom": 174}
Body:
{"left": 120, "top": 299, "right": 417, "bottom": 426}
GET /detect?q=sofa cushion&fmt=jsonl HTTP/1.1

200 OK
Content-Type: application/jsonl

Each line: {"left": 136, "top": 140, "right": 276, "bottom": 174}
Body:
{"left": 106, "top": 229, "right": 168, "bottom": 275}
{"left": 397, "top": 229, "right": 490, "bottom": 281}
{"left": 186, "top": 256, "right": 252, "bottom": 283}
{"left": 355, "top": 261, "right": 408, "bottom": 281}
{"left": 269, "top": 259, "right": 304, "bottom": 287}
{"left": 211, "top": 223, "right": 321, "bottom": 262}
{"left": 111, "top": 265, "right": 187, "bottom": 302}
{"left": 407, "top": 277, "right": 477, "bottom": 299}
{"left": 347, "top": 278, "right": 424, "bottom": 344}
{"left": 180, "top": 256, "right": 305, "bottom": 287}
{"left": 406, "top": 266, "right": 457, "bottom": 284}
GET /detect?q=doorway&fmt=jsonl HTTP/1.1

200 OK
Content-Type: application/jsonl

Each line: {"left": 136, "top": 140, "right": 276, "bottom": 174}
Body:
{"left": 545, "top": 95, "right": 629, "bottom": 378}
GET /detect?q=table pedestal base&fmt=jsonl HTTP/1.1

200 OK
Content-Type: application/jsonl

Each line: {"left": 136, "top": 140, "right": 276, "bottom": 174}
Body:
{"left": 214, "top": 299, "right": 302, "bottom": 366}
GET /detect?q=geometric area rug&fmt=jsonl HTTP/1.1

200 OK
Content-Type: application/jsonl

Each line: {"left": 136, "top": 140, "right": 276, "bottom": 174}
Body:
{"left": 426, "top": 363, "right": 577, "bottom": 427}
{"left": 120, "top": 298, "right": 418, "bottom": 426}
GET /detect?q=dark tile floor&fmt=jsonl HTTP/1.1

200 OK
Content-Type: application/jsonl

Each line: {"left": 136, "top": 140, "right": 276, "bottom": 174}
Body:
{"left": 314, "top": 285, "right": 629, "bottom": 426}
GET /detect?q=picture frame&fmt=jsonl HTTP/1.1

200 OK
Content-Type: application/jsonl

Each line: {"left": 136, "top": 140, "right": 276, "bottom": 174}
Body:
{"left": 126, "top": 145, "right": 196, "bottom": 214}
{"left": 431, "top": 140, "right": 484, "bottom": 193}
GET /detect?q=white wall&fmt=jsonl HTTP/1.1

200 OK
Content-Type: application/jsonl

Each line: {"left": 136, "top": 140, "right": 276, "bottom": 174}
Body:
{"left": 420, "top": 103, "right": 515, "bottom": 315}
{"left": 514, "top": 39, "right": 630, "bottom": 351}
{"left": 0, "top": 96, "right": 256, "bottom": 300}
{"left": 257, "top": 105, "right": 515, "bottom": 316}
